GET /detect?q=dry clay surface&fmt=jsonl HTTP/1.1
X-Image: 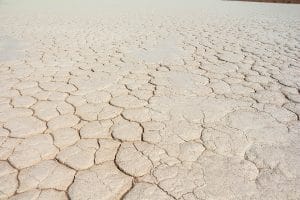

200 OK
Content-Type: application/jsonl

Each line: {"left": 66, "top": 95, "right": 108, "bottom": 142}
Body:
{"left": 0, "top": 0, "right": 300, "bottom": 199}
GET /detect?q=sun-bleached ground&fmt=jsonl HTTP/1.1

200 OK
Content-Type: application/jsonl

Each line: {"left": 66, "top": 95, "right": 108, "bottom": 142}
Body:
{"left": 0, "top": 0, "right": 300, "bottom": 199}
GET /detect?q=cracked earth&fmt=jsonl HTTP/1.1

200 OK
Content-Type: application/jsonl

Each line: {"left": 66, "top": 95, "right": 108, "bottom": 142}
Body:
{"left": 0, "top": 0, "right": 300, "bottom": 199}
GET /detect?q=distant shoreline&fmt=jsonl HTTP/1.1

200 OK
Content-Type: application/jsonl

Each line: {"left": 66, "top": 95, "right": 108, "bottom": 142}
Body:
{"left": 231, "top": 0, "right": 300, "bottom": 3}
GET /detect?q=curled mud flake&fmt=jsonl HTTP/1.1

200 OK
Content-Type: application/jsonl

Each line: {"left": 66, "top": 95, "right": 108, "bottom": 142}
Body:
{"left": 11, "top": 96, "right": 36, "bottom": 108}
{"left": 8, "top": 134, "right": 58, "bottom": 169}
{"left": 123, "top": 182, "right": 173, "bottom": 200}
{"left": 80, "top": 120, "right": 112, "bottom": 139}
{"left": 68, "top": 162, "right": 133, "bottom": 200}
{"left": 0, "top": 161, "right": 18, "bottom": 199}
{"left": 56, "top": 139, "right": 98, "bottom": 170}
{"left": 115, "top": 142, "right": 152, "bottom": 177}
{"left": 111, "top": 119, "right": 143, "bottom": 141}
{"left": 122, "top": 107, "right": 151, "bottom": 123}
{"left": 4, "top": 116, "right": 46, "bottom": 138}
{"left": 18, "top": 160, "right": 76, "bottom": 193}
{"left": 52, "top": 128, "right": 80, "bottom": 149}
{"left": 47, "top": 114, "right": 80, "bottom": 131}
{"left": 110, "top": 95, "right": 148, "bottom": 109}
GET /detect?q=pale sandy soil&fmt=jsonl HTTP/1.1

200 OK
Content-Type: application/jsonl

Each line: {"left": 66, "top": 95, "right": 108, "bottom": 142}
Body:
{"left": 235, "top": 0, "right": 300, "bottom": 3}
{"left": 0, "top": 0, "right": 300, "bottom": 199}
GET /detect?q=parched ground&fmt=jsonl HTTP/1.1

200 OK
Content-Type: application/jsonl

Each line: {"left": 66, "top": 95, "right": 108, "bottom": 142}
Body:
{"left": 236, "top": 0, "right": 300, "bottom": 3}
{"left": 0, "top": 0, "right": 300, "bottom": 199}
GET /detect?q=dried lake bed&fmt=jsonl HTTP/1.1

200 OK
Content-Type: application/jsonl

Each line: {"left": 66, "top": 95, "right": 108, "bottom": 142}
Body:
{"left": 0, "top": 0, "right": 300, "bottom": 199}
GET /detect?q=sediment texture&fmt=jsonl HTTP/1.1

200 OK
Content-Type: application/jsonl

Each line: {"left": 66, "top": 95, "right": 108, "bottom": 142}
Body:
{"left": 0, "top": 0, "right": 300, "bottom": 199}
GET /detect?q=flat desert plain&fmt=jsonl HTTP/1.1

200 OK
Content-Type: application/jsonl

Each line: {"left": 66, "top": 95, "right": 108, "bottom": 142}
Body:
{"left": 0, "top": 0, "right": 300, "bottom": 199}
{"left": 236, "top": 0, "right": 300, "bottom": 3}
